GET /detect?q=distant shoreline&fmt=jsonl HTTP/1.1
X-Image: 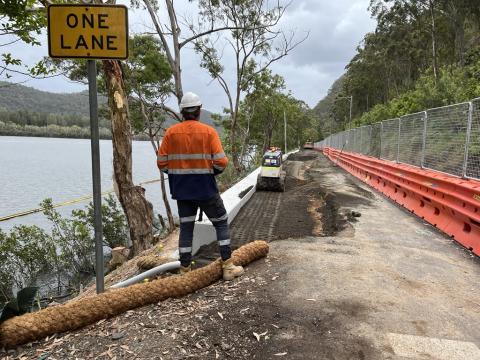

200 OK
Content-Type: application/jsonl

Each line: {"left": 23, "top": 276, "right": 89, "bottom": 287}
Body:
{"left": 0, "top": 123, "right": 150, "bottom": 141}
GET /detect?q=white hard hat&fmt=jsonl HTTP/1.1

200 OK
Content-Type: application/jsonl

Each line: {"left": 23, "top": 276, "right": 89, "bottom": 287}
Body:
{"left": 180, "top": 92, "right": 202, "bottom": 111}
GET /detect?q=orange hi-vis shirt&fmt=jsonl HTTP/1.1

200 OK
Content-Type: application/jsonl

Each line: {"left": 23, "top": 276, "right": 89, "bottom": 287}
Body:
{"left": 157, "top": 120, "right": 228, "bottom": 200}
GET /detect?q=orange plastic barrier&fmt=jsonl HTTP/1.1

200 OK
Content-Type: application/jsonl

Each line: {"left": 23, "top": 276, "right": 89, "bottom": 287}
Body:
{"left": 320, "top": 147, "right": 480, "bottom": 256}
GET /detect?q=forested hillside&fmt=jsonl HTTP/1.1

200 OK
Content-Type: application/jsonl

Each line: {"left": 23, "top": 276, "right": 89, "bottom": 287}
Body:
{"left": 313, "top": 76, "right": 345, "bottom": 136}
{"left": 0, "top": 82, "right": 92, "bottom": 115}
{"left": 315, "top": 0, "right": 480, "bottom": 137}
{"left": 0, "top": 82, "right": 219, "bottom": 138}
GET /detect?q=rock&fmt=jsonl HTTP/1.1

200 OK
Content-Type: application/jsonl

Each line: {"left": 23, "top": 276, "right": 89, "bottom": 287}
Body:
{"left": 351, "top": 210, "right": 362, "bottom": 218}
{"left": 221, "top": 342, "right": 232, "bottom": 351}
{"left": 111, "top": 332, "right": 125, "bottom": 340}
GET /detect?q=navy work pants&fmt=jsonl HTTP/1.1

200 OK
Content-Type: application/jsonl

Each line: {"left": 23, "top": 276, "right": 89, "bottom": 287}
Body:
{"left": 177, "top": 194, "right": 231, "bottom": 267}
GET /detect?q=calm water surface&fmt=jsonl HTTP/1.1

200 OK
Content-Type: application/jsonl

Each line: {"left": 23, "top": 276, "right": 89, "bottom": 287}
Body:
{"left": 0, "top": 136, "right": 177, "bottom": 231}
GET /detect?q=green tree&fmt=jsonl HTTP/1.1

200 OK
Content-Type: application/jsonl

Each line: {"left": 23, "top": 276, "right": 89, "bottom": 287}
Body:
{"left": 0, "top": 0, "right": 60, "bottom": 81}
{"left": 235, "top": 70, "right": 316, "bottom": 163}
{"left": 194, "top": 0, "right": 307, "bottom": 171}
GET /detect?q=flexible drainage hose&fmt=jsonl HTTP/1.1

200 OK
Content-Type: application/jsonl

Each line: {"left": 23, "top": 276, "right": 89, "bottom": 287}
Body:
{"left": 0, "top": 240, "right": 269, "bottom": 349}
{"left": 111, "top": 261, "right": 181, "bottom": 289}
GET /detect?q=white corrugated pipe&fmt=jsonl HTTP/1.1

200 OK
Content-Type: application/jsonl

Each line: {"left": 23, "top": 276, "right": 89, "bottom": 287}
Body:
{"left": 110, "top": 261, "right": 181, "bottom": 289}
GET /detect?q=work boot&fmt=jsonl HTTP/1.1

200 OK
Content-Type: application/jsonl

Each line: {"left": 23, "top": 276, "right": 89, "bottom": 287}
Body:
{"left": 179, "top": 265, "right": 191, "bottom": 275}
{"left": 222, "top": 258, "right": 244, "bottom": 281}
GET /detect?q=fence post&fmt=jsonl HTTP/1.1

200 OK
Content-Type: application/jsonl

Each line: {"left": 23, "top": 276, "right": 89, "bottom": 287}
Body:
{"left": 352, "top": 129, "right": 356, "bottom": 152}
{"left": 367, "top": 125, "right": 373, "bottom": 156}
{"left": 380, "top": 122, "right": 383, "bottom": 159}
{"left": 421, "top": 111, "right": 428, "bottom": 169}
{"left": 380, "top": 121, "right": 384, "bottom": 159}
{"left": 462, "top": 102, "right": 474, "bottom": 178}
{"left": 397, "top": 118, "right": 401, "bottom": 163}
{"left": 359, "top": 126, "right": 363, "bottom": 154}
{"left": 348, "top": 129, "right": 351, "bottom": 152}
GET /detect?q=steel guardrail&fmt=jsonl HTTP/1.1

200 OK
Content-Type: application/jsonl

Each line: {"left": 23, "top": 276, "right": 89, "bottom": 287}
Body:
{"left": 320, "top": 147, "right": 480, "bottom": 257}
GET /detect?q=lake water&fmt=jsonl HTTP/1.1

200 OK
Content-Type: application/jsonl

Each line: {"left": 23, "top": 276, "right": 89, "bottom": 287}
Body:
{"left": 0, "top": 136, "right": 178, "bottom": 231}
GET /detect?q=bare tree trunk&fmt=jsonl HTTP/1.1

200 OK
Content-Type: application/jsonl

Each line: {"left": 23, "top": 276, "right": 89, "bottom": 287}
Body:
{"left": 102, "top": 60, "right": 154, "bottom": 255}
{"left": 229, "top": 118, "right": 241, "bottom": 171}
{"left": 239, "top": 107, "right": 252, "bottom": 165}
{"left": 444, "top": 2, "right": 466, "bottom": 66}
{"left": 429, "top": 0, "right": 438, "bottom": 86}
{"left": 229, "top": 82, "right": 244, "bottom": 172}
{"left": 263, "top": 113, "right": 275, "bottom": 152}
{"left": 165, "top": 0, "right": 183, "bottom": 103}
{"left": 159, "top": 171, "right": 175, "bottom": 230}
{"left": 454, "top": 18, "right": 466, "bottom": 66}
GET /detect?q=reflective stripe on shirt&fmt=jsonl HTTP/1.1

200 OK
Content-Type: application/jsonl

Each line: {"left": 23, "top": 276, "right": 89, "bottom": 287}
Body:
{"left": 168, "top": 153, "right": 210, "bottom": 160}
{"left": 169, "top": 168, "right": 214, "bottom": 175}
{"left": 212, "top": 152, "right": 226, "bottom": 160}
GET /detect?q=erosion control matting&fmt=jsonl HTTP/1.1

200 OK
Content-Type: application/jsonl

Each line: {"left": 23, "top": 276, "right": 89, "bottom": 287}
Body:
{"left": 0, "top": 241, "right": 269, "bottom": 349}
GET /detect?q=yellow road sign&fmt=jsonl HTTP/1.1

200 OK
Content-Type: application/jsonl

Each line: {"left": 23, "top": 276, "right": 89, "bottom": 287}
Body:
{"left": 48, "top": 4, "right": 128, "bottom": 59}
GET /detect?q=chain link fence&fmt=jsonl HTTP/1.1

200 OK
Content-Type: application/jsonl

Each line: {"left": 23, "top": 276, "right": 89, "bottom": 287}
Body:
{"left": 398, "top": 112, "right": 425, "bottom": 168}
{"left": 315, "top": 98, "right": 479, "bottom": 180}
{"left": 381, "top": 118, "right": 400, "bottom": 162}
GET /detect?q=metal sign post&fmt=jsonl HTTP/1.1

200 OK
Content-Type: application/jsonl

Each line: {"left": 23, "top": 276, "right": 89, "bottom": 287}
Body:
{"left": 48, "top": 4, "right": 129, "bottom": 294}
{"left": 87, "top": 59, "right": 104, "bottom": 293}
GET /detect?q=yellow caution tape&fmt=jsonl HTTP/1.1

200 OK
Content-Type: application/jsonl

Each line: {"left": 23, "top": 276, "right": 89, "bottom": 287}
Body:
{"left": 0, "top": 178, "right": 163, "bottom": 222}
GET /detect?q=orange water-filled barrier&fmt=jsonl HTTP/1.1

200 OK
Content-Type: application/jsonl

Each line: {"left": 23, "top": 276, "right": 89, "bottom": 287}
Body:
{"left": 322, "top": 148, "right": 480, "bottom": 256}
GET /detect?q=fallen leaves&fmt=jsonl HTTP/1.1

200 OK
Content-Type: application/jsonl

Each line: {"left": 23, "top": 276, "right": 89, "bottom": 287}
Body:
{"left": 253, "top": 330, "right": 268, "bottom": 342}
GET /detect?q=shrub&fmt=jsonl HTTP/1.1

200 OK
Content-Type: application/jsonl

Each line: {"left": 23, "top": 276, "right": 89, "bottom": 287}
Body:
{"left": 0, "top": 195, "right": 129, "bottom": 304}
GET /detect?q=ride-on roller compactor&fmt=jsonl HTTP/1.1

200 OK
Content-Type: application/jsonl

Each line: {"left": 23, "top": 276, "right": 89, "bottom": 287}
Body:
{"left": 256, "top": 147, "right": 286, "bottom": 192}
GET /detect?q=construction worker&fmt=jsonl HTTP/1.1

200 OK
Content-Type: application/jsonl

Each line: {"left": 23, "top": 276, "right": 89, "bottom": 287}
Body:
{"left": 157, "top": 92, "right": 244, "bottom": 281}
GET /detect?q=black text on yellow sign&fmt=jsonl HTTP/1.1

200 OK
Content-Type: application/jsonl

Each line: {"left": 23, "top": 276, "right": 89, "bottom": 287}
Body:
{"left": 48, "top": 5, "right": 129, "bottom": 60}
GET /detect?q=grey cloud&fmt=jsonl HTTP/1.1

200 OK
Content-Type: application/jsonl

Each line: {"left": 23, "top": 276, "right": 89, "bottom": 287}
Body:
{"left": 3, "top": 0, "right": 375, "bottom": 112}
{"left": 279, "top": 0, "right": 375, "bottom": 67}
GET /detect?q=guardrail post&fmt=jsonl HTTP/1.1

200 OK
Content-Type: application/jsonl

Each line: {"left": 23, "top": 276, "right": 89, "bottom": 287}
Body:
{"left": 421, "top": 111, "right": 428, "bottom": 168}
{"left": 397, "top": 118, "right": 401, "bottom": 163}
{"left": 462, "top": 102, "right": 474, "bottom": 178}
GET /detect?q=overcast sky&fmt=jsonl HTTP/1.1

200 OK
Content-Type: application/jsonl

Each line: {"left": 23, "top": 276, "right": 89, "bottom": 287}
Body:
{"left": 5, "top": 0, "right": 376, "bottom": 113}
